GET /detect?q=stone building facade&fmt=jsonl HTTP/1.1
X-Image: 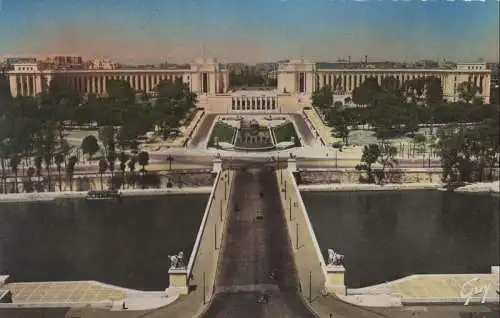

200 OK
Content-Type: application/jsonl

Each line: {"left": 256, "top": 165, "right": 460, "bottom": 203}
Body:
{"left": 6, "top": 57, "right": 492, "bottom": 113}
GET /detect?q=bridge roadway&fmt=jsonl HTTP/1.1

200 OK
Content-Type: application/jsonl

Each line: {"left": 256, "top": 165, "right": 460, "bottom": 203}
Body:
{"left": 189, "top": 114, "right": 217, "bottom": 148}
{"left": 201, "top": 168, "right": 317, "bottom": 318}
{"left": 290, "top": 113, "right": 315, "bottom": 145}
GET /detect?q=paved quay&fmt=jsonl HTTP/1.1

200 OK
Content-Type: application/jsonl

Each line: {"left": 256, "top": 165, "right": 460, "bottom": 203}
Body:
{"left": 299, "top": 183, "right": 443, "bottom": 192}
{"left": 349, "top": 273, "right": 499, "bottom": 305}
{"left": 0, "top": 187, "right": 213, "bottom": 203}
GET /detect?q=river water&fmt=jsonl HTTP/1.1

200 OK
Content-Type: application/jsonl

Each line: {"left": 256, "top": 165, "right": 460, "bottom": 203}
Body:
{"left": 302, "top": 190, "right": 499, "bottom": 288}
{"left": 0, "top": 194, "right": 208, "bottom": 291}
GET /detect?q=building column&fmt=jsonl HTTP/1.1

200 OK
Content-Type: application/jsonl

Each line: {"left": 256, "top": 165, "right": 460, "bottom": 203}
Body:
{"left": 483, "top": 74, "right": 491, "bottom": 103}
{"left": 9, "top": 75, "right": 18, "bottom": 97}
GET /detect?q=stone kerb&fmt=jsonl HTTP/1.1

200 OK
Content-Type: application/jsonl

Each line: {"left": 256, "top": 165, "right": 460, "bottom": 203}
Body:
{"left": 277, "top": 170, "right": 330, "bottom": 304}
{"left": 181, "top": 169, "right": 234, "bottom": 304}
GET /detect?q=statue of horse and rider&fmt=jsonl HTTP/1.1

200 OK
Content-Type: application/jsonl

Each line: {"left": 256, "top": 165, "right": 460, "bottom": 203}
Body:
{"left": 168, "top": 251, "right": 185, "bottom": 269}
{"left": 327, "top": 249, "right": 344, "bottom": 266}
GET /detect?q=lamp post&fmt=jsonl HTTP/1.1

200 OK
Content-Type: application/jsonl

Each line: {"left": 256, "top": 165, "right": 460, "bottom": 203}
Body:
{"left": 295, "top": 223, "right": 299, "bottom": 249}
{"left": 309, "top": 271, "right": 312, "bottom": 303}
{"left": 166, "top": 155, "right": 174, "bottom": 170}
{"left": 203, "top": 271, "right": 206, "bottom": 304}
{"left": 214, "top": 223, "right": 217, "bottom": 250}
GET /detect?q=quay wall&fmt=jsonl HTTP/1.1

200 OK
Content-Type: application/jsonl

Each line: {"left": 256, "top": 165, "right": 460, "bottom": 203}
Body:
{"left": 0, "top": 169, "right": 215, "bottom": 196}
{"left": 296, "top": 168, "right": 499, "bottom": 185}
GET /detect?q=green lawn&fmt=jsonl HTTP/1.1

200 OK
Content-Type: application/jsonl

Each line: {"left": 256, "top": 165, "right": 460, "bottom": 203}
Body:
{"left": 207, "top": 122, "right": 236, "bottom": 148}
{"left": 273, "top": 122, "right": 301, "bottom": 147}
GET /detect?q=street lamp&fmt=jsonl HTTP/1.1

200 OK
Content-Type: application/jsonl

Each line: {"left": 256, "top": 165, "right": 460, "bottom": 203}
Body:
{"left": 166, "top": 155, "right": 174, "bottom": 170}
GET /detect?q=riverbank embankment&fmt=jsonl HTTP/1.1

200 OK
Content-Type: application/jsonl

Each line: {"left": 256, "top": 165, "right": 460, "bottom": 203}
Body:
{"left": 0, "top": 187, "right": 212, "bottom": 203}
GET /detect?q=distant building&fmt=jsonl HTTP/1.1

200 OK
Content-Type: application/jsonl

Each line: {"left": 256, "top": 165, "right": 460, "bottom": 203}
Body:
{"left": 5, "top": 56, "right": 492, "bottom": 112}
{"left": 46, "top": 56, "right": 84, "bottom": 69}
{"left": 87, "top": 58, "right": 116, "bottom": 70}
{"left": 4, "top": 57, "right": 37, "bottom": 67}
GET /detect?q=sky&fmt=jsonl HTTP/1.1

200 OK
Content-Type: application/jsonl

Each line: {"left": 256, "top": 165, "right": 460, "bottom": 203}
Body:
{"left": 0, "top": 0, "right": 498, "bottom": 64}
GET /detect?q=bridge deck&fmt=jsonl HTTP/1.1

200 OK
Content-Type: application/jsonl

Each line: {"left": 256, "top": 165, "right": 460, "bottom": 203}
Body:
{"left": 202, "top": 168, "right": 316, "bottom": 317}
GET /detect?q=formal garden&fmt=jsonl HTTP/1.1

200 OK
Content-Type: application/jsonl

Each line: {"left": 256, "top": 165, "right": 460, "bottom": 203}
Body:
{"left": 207, "top": 121, "right": 236, "bottom": 148}
{"left": 272, "top": 122, "right": 301, "bottom": 147}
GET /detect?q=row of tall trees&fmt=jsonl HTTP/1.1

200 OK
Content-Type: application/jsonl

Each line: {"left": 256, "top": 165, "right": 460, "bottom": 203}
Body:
{"left": 0, "top": 76, "right": 197, "bottom": 193}
{"left": 312, "top": 76, "right": 499, "bottom": 144}
{"left": 311, "top": 75, "right": 499, "bottom": 184}
{"left": 229, "top": 68, "right": 277, "bottom": 88}
{"left": 355, "top": 115, "right": 499, "bottom": 185}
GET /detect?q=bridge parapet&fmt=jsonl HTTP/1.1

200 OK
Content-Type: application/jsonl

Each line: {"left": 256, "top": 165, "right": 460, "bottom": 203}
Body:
{"left": 277, "top": 169, "right": 346, "bottom": 301}
{"left": 167, "top": 169, "right": 234, "bottom": 301}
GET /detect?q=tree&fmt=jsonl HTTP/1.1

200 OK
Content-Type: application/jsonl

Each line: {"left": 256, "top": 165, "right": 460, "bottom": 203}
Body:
{"left": 435, "top": 126, "right": 477, "bottom": 184}
{"left": 66, "top": 155, "right": 78, "bottom": 191}
{"left": 153, "top": 80, "right": 197, "bottom": 139}
{"left": 9, "top": 154, "right": 21, "bottom": 193}
{"left": 425, "top": 76, "right": 443, "bottom": 106}
{"left": 457, "top": 81, "right": 479, "bottom": 103}
{"left": 38, "top": 127, "right": 58, "bottom": 192}
{"left": 106, "top": 149, "right": 117, "bottom": 181}
{"left": 98, "top": 158, "right": 108, "bottom": 190}
{"left": 118, "top": 152, "right": 129, "bottom": 189}
{"left": 327, "top": 107, "right": 351, "bottom": 146}
{"left": 34, "top": 156, "right": 43, "bottom": 191}
{"left": 355, "top": 144, "right": 381, "bottom": 184}
{"left": 127, "top": 156, "right": 137, "bottom": 188}
{"left": 81, "top": 135, "right": 100, "bottom": 161}
{"left": 98, "top": 126, "right": 115, "bottom": 155}
{"left": 490, "top": 84, "right": 499, "bottom": 105}
{"left": 405, "top": 78, "right": 426, "bottom": 103}
{"left": 25, "top": 167, "right": 36, "bottom": 193}
{"left": 352, "top": 77, "right": 379, "bottom": 106}
{"left": 117, "top": 123, "right": 144, "bottom": 150}
{"left": 137, "top": 151, "right": 149, "bottom": 175}
{"left": 377, "top": 143, "right": 399, "bottom": 184}
{"left": 311, "top": 85, "right": 333, "bottom": 111}
{"left": 0, "top": 136, "right": 11, "bottom": 193}
{"left": 54, "top": 152, "right": 65, "bottom": 192}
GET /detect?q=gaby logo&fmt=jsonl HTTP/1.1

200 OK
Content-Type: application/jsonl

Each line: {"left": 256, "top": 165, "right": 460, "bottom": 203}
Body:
{"left": 460, "top": 278, "right": 491, "bottom": 306}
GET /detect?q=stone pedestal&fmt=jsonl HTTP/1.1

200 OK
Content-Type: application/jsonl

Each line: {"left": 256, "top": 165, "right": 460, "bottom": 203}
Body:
{"left": 212, "top": 158, "right": 222, "bottom": 173}
{"left": 166, "top": 268, "right": 189, "bottom": 295}
{"left": 287, "top": 158, "right": 297, "bottom": 173}
{"left": 0, "top": 275, "right": 10, "bottom": 289}
{"left": 491, "top": 266, "right": 499, "bottom": 274}
{"left": 325, "top": 265, "right": 346, "bottom": 296}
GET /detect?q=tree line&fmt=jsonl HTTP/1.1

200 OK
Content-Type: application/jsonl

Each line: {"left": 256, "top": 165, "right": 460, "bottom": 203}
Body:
{"left": 311, "top": 75, "right": 499, "bottom": 185}
{"left": 0, "top": 76, "right": 198, "bottom": 193}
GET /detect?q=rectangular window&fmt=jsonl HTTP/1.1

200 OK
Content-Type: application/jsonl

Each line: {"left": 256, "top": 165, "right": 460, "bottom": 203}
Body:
{"left": 299, "top": 73, "right": 305, "bottom": 93}
{"left": 202, "top": 73, "right": 208, "bottom": 93}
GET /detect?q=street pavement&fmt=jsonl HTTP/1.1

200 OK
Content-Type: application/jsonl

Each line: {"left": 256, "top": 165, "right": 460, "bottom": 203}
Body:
{"left": 189, "top": 114, "right": 216, "bottom": 148}
{"left": 0, "top": 154, "right": 441, "bottom": 178}
{"left": 202, "top": 168, "right": 317, "bottom": 317}
{"left": 290, "top": 113, "right": 315, "bottom": 145}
